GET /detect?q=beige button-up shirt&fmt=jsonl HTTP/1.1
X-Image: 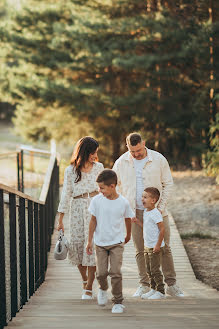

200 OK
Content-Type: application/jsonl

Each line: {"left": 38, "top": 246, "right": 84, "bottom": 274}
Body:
{"left": 113, "top": 148, "right": 173, "bottom": 217}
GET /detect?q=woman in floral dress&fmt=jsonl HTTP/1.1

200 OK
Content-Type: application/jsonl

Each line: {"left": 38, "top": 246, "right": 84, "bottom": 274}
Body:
{"left": 57, "top": 137, "right": 104, "bottom": 299}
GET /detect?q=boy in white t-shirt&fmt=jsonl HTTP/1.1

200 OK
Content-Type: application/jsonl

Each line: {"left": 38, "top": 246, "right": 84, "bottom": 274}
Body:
{"left": 86, "top": 169, "right": 134, "bottom": 314}
{"left": 132, "top": 187, "right": 165, "bottom": 300}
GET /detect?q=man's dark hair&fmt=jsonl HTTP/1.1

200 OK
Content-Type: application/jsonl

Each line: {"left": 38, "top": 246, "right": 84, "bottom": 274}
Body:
{"left": 96, "top": 169, "right": 117, "bottom": 186}
{"left": 144, "top": 187, "right": 160, "bottom": 202}
{"left": 126, "top": 132, "right": 142, "bottom": 146}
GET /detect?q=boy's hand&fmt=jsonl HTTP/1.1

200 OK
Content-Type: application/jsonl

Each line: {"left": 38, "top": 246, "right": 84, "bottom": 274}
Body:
{"left": 125, "top": 234, "right": 131, "bottom": 244}
{"left": 131, "top": 217, "right": 143, "bottom": 227}
{"left": 153, "top": 245, "right": 161, "bottom": 253}
{"left": 86, "top": 242, "right": 93, "bottom": 255}
{"left": 131, "top": 217, "right": 139, "bottom": 224}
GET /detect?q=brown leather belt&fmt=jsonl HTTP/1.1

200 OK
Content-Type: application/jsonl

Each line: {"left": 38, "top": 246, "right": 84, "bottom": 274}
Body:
{"left": 73, "top": 191, "right": 99, "bottom": 199}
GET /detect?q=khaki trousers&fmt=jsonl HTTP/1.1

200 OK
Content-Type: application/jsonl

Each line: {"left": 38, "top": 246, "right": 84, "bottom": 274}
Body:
{"left": 95, "top": 243, "right": 124, "bottom": 304}
{"left": 144, "top": 247, "right": 165, "bottom": 294}
{"left": 132, "top": 209, "right": 176, "bottom": 287}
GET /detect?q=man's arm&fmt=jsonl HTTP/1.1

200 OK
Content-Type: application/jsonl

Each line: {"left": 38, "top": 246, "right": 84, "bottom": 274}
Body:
{"left": 112, "top": 159, "right": 122, "bottom": 194}
{"left": 86, "top": 215, "right": 97, "bottom": 255}
{"left": 153, "top": 221, "right": 164, "bottom": 253}
{"left": 157, "top": 157, "right": 173, "bottom": 213}
{"left": 124, "top": 218, "right": 131, "bottom": 244}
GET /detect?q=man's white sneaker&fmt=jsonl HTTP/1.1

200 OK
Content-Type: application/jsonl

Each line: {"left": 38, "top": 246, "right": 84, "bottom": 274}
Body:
{"left": 141, "top": 289, "right": 156, "bottom": 299}
{"left": 132, "top": 286, "right": 150, "bottom": 297}
{"left": 148, "top": 291, "right": 166, "bottom": 300}
{"left": 166, "top": 284, "right": 184, "bottom": 297}
{"left": 97, "top": 288, "right": 108, "bottom": 306}
{"left": 112, "top": 304, "right": 125, "bottom": 314}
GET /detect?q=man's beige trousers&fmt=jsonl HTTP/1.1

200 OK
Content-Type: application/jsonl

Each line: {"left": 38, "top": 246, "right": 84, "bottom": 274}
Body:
{"left": 132, "top": 209, "right": 176, "bottom": 287}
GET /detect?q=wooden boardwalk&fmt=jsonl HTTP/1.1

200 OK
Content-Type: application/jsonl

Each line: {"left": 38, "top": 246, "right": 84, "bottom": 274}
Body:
{"left": 7, "top": 212, "right": 219, "bottom": 329}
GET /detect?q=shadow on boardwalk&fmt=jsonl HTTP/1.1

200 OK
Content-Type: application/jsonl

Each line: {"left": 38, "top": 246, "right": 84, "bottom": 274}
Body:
{"left": 7, "top": 213, "right": 219, "bottom": 329}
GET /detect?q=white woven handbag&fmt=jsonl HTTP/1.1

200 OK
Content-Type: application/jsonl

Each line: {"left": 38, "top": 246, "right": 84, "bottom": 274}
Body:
{"left": 54, "top": 230, "right": 69, "bottom": 260}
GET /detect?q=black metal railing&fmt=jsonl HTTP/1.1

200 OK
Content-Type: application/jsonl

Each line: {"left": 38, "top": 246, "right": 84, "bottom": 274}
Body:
{"left": 0, "top": 152, "right": 59, "bottom": 329}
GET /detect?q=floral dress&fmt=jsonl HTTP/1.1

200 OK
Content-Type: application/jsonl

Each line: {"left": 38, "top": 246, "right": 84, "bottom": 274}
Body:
{"left": 58, "top": 162, "right": 104, "bottom": 266}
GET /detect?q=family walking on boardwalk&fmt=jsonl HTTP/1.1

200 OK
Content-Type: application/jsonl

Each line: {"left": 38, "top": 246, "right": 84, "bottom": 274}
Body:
{"left": 57, "top": 132, "right": 184, "bottom": 314}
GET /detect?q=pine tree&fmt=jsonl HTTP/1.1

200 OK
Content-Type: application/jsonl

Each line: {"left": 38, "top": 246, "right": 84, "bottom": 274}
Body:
{"left": 0, "top": 0, "right": 216, "bottom": 166}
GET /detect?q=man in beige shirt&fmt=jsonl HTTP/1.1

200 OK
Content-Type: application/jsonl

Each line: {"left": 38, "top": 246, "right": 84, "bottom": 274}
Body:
{"left": 113, "top": 132, "right": 184, "bottom": 297}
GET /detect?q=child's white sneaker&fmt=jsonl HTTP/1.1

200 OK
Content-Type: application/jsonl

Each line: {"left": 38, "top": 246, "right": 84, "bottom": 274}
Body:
{"left": 97, "top": 288, "right": 108, "bottom": 306}
{"left": 166, "top": 284, "right": 184, "bottom": 297}
{"left": 141, "top": 289, "right": 156, "bottom": 299}
{"left": 112, "top": 304, "right": 125, "bottom": 313}
{"left": 148, "top": 291, "right": 166, "bottom": 299}
{"left": 132, "top": 285, "right": 150, "bottom": 297}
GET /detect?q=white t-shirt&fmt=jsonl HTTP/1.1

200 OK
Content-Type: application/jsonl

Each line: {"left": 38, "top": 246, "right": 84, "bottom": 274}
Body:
{"left": 133, "top": 156, "right": 148, "bottom": 210}
{"left": 143, "top": 208, "right": 165, "bottom": 248}
{"left": 88, "top": 194, "right": 135, "bottom": 247}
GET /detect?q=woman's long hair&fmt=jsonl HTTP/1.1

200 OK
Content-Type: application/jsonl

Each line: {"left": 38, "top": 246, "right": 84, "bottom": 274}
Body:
{"left": 70, "top": 136, "right": 99, "bottom": 183}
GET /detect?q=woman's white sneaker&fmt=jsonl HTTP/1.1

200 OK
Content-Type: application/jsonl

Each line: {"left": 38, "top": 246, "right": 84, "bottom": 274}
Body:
{"left": 133, "top": 286, "right": 150, "bottom": 297}
{"left": 148, "top": 291, "right": 166, "bottom": 299}
{"left": 141, "top": 289, "right": 156, "bottom": 299}
{"left": 81, "top": 289, "right": 93, "bottom": 300}
{"left": 97, "top": 288, "right": 108, "bottom": 306}
{"left": 166, "top": 284, "right": 184, "bottom": 297}
{"left": 112, "top": 304, "right": 125, "bottom": 313}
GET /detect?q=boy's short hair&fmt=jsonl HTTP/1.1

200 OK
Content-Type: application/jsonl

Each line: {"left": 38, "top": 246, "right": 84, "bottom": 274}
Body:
{"left": 96, "top": 169, "right": 117, "bottom": 186}
{"left": 126, "top": 132, "right": 142, "bottom": 146}
{"left": 144, "top": 187, "right": 160, "bottom": 202}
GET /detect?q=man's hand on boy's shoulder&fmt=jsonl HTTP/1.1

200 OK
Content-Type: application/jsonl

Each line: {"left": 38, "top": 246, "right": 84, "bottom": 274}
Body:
{"left": 86, "top": 242, "right": 93, "bottom": 255}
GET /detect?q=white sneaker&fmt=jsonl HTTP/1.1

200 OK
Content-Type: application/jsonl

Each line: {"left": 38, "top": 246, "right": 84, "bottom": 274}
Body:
{"left": 166, "top": 284, "right": 184, "bottom": 297}
{"left": 112, "top": 304, "right": 125, "bottom": 314}
{"left": 132, "top": 286, "right": 150, "bottom": 297}
{"left": 141, "top": 289, "right": 156, "bottom": 299}
{"left": 97, "top": 288, "right": 108, "bottom": 306}
{"left": 148, "top": 291, "right": 166, "bottom": 300}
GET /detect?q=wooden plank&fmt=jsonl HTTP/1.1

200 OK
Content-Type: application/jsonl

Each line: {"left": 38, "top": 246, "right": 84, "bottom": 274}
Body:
{"left": 6, "top": 211, "right": 219, "bottom": 329}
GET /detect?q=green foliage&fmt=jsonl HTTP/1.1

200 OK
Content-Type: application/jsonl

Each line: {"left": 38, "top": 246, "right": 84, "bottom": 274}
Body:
{"left": 0, "top": 0, "right": 217, "bottom": 167}
{"left": 204, "top": 112, "right": 219, "bottom": 183}
{"left": 180, "top": 232, "right": 215, "bottom": 240}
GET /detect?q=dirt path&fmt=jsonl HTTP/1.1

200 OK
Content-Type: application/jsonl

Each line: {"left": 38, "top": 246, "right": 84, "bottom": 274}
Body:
{"left": 169, "top": 171, "right": 219, "bottom": 290}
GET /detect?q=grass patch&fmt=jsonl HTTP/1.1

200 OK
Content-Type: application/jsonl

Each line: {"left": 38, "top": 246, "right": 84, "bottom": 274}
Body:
{"left": 180, "top": 232, "right": 215, "bottom": 239}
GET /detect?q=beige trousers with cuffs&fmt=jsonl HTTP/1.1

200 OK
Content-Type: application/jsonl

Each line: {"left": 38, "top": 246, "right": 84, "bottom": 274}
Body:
{"left": 132, "top": 209, "right": 176, "bottom": 287}
{"left": 145, "top": 247, "right": 165, "bottom": 294}
{"left": 95, "top": 243, "right": 124, "bottom": 304}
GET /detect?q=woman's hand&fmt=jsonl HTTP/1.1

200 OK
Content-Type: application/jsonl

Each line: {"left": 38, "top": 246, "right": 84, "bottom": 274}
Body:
{"left": 86, "top": 242, "right": 93, "bottom": 255}
{"left": 57, "top": 213, "right": 64, "bottom": 232}
{"left": 57, "top": 221, "right": 64, "bottom": 232}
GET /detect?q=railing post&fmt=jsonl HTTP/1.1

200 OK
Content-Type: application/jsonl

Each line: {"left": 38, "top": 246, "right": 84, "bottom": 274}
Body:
{"left": 28, "top": 200, "right": 34, "bottom": 297}
{"left": 17, "top": 151, "right": 24, "bottom": 192}
{"left": 34, "top": 203, "right": 40, "bottom": 289}
{"left": 17, "top": 152, "right": 20, "bottom": 191}
{"left": 39, "top": 204, "right": 45, "bottom": 284}
{"left": 44, "top": 201, "right": 48, "bottom": 269}
{"left": 21, "top": 150, "right": 24, "bottom": 193}
{"left": 0, "top": 189, "right": 6, "bottom": 329}
{"left": 9, "top": 193, "right": 17, "bottom": 318}
{"left": 18, "top": 197, "right": 27, "bottom": 305}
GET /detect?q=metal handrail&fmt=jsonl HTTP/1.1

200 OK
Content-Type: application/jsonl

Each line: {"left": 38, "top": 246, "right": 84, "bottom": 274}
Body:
{"left": 0, "top": 143, "right": 59, "bottom": 329}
